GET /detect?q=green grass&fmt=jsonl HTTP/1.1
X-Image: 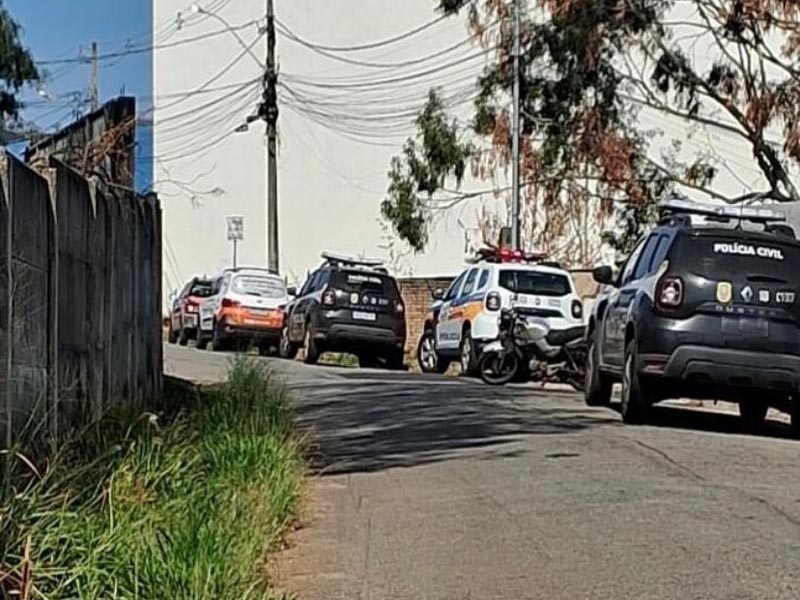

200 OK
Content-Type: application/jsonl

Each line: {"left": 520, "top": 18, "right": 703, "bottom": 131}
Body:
{"left": 0, "top": 358, "right": 303, "bottom": 600}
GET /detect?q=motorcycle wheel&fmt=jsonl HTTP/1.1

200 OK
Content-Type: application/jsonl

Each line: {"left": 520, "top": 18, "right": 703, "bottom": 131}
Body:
{"left": 478, "top": 350, "right": 520, "bottom": 386}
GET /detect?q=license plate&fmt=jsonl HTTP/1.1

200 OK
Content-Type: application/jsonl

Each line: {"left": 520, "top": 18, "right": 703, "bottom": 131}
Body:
{"left": 352, "top": 311, "right": 376, "bottom": 322}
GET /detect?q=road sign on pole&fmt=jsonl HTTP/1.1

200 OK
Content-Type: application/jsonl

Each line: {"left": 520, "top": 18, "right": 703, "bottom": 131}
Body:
{"left": 227, "top": 216, "right": 244, "bottom": 268}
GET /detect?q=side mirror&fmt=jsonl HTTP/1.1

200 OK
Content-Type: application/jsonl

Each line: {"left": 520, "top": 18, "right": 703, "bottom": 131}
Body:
{"left": 287, "top": 286, "right": 297, "bottom": 297}
{"left": 592, "top": 266, "right": 615, "bottom": 286}
{"left": 431, "top": 287, "right": 445, "bottom": 300}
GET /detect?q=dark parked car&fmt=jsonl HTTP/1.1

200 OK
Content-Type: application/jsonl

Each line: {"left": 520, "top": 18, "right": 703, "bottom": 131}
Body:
{"left": 585, "top": 196, "right": 800, "bottom": 434}
{"left": 168, "top": 276, "right": 214, "bottom": 345}
{"left": 279, "top": 252, "right": 407, "bottom": 369}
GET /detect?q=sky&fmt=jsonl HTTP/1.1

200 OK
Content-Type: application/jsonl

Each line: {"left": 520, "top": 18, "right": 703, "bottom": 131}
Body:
{"left": 4, "top": 0, "right": 153, "bottom": 191}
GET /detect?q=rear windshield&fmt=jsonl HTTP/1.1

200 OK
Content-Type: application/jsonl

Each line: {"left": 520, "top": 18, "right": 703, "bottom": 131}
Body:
{"left": 189, "top": 282, "right": 214, "bottom": 297}
{"left": 333, "top": 270, "right": 399, "bottom": 297}
{"left": 498, "top": 270, "right": 571, "bottom": 296}
{"left": 674, "top": 234, "right": 800, "bottom": 279}
{"left": 232, "top": 275, "right": 286, "bottom": 298}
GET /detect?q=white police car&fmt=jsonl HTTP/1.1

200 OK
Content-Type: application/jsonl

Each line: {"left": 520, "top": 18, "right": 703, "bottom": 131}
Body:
{"left": 430, "top": 247, "right": 584, "bottom": 375}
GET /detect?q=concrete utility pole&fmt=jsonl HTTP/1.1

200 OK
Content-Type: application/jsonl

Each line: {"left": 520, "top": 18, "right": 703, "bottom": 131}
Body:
{"left": 264, "top": 0, "right": 280, "bottom": 273}
{"left": 89, "top": 42, "right": 99, "bottom": 112}
{"left": 510, "top": 0, "right": 522, "bottom": 250}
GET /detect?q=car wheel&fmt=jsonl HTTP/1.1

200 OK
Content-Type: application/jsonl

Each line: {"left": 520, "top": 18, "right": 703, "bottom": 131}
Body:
{"left": 212, "top": 320, "right": 229, "bottom": 352}
{"left": 386, "top": 348, "right": 406, "bottom": 371}
{"left": 620, "top": 339, "right": 650, "bottom": 424}
{"left": 168, "top": 324, "right": 178, "bottom": 344}
{"left": 178, "top": 327, "right": 189, "bottom": 346}
{"left": 279, "top": 325, "right": 299, "bottom": 360}
{"left": 417, "top": 330, "right": 439, "bottom": 373}
{"left": 585, "top": 334, "right": 612, "bottom": 407}
{"left": 459, "top": 326, "right": 478, "bottom": 376}
{"left": 195, "top": 329, "right": 209, "bottom": 350}
{"left": 739, "top": 400, "right": 768, "bottom": 434}
{"left": 303, "top": 324, "right": 320, "bottom": 365}
{"left": 358, "top": 354, "right": 379, "bottom": 369}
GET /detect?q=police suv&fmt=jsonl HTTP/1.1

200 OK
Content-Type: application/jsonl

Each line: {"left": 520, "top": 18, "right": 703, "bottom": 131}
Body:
{"left": 428, "top": 247, "right": 585, "bottom": 376}
{"left": 586, "top": 196, "right": 800, "bottom": 434}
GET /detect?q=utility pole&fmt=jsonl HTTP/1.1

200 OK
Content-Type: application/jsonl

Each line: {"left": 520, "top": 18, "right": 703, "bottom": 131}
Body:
{"left": 263, "top": 0, "right": 280, "bottom": 273}
{"left": 89, "top": 42, "right": 99, "bottom": 112}
{"left": 510, "top": 0, "right": 522, "bottom": 250}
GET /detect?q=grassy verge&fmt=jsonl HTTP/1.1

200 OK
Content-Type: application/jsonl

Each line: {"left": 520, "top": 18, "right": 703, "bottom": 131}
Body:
{"left": 0, "top": 358, "right": 303, "bottom": 600}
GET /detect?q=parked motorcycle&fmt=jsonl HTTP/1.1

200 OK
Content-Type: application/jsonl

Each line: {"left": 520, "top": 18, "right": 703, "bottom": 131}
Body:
{"left": 478, "top": 308, "right": 587, "bottom": 389}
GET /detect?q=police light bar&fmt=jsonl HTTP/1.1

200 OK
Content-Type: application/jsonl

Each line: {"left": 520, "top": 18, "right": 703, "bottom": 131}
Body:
{"left": 658, "top": 196, "right": 787, "bottom": 223}
{"left": 468, "top": 246, "right": 549, "bottom": 264}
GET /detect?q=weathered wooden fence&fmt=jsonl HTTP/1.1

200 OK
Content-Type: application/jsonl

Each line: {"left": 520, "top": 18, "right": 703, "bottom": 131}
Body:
{"left": 0, "top": 153, "right": 162, "bottom": 447}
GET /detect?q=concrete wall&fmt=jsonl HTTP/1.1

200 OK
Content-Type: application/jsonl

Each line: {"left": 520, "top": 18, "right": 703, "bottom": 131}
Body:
{"left": 0, "top": 154, "right": 162, "bottom": 447}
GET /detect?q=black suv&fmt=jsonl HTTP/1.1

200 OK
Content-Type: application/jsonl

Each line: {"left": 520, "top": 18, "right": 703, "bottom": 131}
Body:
{"left": 279, "top": 253, "right": 407, "bottom": 369}
{"left": 585, "top": 197, "right": 800, "bottom": 434}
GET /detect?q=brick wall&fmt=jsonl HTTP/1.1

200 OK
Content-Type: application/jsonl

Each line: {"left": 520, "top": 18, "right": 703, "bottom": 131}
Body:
{"left": 398, "top": 270, "right": 601, "bottom": 357}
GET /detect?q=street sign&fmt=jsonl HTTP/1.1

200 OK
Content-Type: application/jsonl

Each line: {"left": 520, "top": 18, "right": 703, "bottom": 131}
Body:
{"left": 227, "top": 216, "right": 244, "bottom": 241}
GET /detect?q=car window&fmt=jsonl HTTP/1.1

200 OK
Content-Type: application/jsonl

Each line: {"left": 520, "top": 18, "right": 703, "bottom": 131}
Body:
{"left": 498, "top": 269, "right": 572, "bottom": 296}
{"left": 477, "top": 269, "right": 490, "bottom": 291}
{"left": 461, "top": 268, "right": 479, "bottom": 297}
{"left": 444, "top": 271, "right": 467, "bottom": 301}
{"left": 633, "top": 234, "right": 660, "bottom": 280}
{"left": 648, "top": 233, "right": 671, "bottom": 273}
{"left": 619, "top": 237, "right": 646, "bottom": 286}
{"left": 233, "top": 275, "right": 286, "bottom": 298}
{"left": 332, "top": 269, "right": 400, "bottom": 298}
{"left": 211, "top": 277, "right": 223, "bottom": 295}
{"left": 298, "top": 272, "right": 315, "bottom": 297}
{"left": 312, "top": 270, "right": 329, "bottom": 292}
{"left": 189, "top": 280, "right": 214, "bottom": 298}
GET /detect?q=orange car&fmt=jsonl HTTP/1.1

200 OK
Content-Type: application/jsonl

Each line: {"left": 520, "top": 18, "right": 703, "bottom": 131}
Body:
{"left": 168, "top": 277, "right": 214, "bottom": 345}
{"left": 197, "top": 267, "right": 289, "bottom": 354}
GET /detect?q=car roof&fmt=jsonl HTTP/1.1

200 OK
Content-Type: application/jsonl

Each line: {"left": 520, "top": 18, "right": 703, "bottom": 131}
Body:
{"left": 475, "top": 262, "right": 572, "bottom": 277}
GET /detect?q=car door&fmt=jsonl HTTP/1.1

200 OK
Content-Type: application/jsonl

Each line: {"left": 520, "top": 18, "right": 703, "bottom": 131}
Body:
{"left": 291, "top": 270, "right": 323, "bottom": 341}
{"left": 199, "top": 276, "right": 222, "bottom": 333}
{"left": 436, "top": 270, "right": 468, "bottom": 353}
{"left": 604, "top": 235, "right": 657, "bottom": 367}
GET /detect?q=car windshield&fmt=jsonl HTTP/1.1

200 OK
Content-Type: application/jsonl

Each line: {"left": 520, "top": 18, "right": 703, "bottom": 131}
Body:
{"left": 675, "top": 234, "right": 800, "bottom": 280}
{"left": 498, "top": 270, "right": 571, "bottom": 296}
{"left": 189, "top": 282, "right": 214, "bottom": 297}
{"left": 232, "top": 275, "right": 286, "bottom": 298}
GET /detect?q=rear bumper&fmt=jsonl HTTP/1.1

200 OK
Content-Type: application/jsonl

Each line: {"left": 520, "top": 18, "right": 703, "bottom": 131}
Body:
{"left": 218, "top": 323, "right": 281, "bottom": 342}
{"left": 315, "top": 324, "right": 404, "bottom": 349}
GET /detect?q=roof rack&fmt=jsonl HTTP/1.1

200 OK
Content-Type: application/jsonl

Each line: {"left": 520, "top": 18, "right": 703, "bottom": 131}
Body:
{"left": 320, "top": 251, "right": 386, "bottom": 272}
{"left": 224, "top": 266, "right": 280, "bottom": 275}
{"left": 659, "top": 195, "right": 787, "bottom": 225}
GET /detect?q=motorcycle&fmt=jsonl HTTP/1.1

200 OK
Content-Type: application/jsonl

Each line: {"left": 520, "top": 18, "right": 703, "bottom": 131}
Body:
{"left": 478, "top": 307, "right": 587, "bottom": 389}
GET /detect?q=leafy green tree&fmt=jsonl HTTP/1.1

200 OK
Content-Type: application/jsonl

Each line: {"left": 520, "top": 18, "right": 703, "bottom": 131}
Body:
{"left": 385, "top": 0, "right": 800, "bottom": 260}
{"left": 0, "top": 5, "right": 38, "bottom": 120}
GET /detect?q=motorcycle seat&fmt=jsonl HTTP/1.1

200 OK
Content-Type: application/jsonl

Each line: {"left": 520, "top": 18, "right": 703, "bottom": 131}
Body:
{"left": 545, "top": 326, "right": 586, "bottom": 347}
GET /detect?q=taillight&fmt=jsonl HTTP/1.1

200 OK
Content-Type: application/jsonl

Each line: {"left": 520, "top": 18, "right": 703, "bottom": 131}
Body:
{"left": 322, "top": 288, "right": 336, "bottom": 307}
{"left": 221, "top": 298, "right": 241, "bottom": 309}
{"left": 657, "top": 276, "right": 684, "bottom": 309}
{"left": 571, "top": 299, "right": 583, "bottom": 319}
{"left": 485, "top": 291, "right": 501, "bottom": 311}
{"left": 394, "top": 300, "right": 405, "bottom": 315}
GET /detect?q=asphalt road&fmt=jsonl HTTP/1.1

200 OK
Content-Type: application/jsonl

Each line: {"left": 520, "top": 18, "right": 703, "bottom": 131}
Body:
{"left": 165, "top": 345, "right": 800, "bottom": 600}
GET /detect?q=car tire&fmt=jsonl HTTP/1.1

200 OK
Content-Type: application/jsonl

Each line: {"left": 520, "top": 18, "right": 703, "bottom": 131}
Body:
{"left": 168, "top": 324, "right": 178, "bottom": 344}
{"left": 739, "top": 400, "right": 768, "bottom": 434}
{"left": 386, "top": 348, "right": 406, "bottom": 371}
{"left": 416, "top": 330, "right": 439, "bottom": 373}
{"left": 211, "top": 320, "right": 228, "bottom": 352}
{"left": 303, "top": 324, "right": 320, "bottom": 365}
{"left": 196, "top": 331, "right": 209, "bottom": 350}
{"left": 178, "top": 327, "right": 189, "bottom": 346}
{"left": 279, "top": 325, "right": 299, "bottom": 360}
{"left": 459, "top": 326, "right": 478, "bottom": 377}
{"left": 585, "top": 334, "right": 612, "bottom": 407}
{"left": 621, "top": 339, "right": 650, "bottom": 424}
{"left": 358, "top": 354, "right": 379, "bottom": 369}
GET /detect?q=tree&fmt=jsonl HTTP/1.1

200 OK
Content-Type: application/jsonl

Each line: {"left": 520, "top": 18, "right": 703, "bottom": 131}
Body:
{"left": 384, "top": 0, "right": 800, "bottom": 261}
{"left": 0, "top": 5, "right": 38, "bottom": 120}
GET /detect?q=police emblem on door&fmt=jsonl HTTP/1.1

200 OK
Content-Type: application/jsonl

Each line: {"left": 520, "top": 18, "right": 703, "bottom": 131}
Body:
{"left": 716, "top": 281, "right": 732, "bottom": 304}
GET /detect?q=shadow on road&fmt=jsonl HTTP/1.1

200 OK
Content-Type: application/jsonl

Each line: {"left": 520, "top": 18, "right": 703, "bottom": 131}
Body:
{"left": 642, "top": 403, "right": 795, "bottom": 440}
{"left": 287, "top": 372, "right": 616, "bottom": 476}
